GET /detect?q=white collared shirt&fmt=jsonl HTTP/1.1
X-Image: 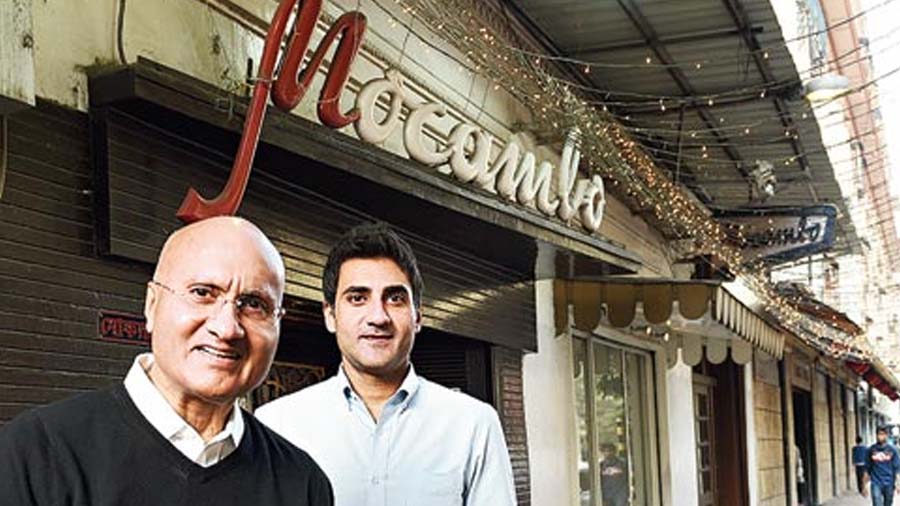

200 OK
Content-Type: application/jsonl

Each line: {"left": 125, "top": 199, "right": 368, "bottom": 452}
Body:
{"left": 123, "top": 353, "right": 245, "bottom": 467}
{"left": 256, "top": 365, "right": 517, "bottom": 506}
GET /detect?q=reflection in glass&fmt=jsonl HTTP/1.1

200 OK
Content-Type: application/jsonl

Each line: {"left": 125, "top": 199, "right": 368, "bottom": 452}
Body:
{"left": 697, "top": 394, "right": 709, "bottom": 417}
{"left": 572, "top": 337, "right": 656, "bottom": 506}
{"left": 594, "top": 345, "right": 626, "bottom": 506}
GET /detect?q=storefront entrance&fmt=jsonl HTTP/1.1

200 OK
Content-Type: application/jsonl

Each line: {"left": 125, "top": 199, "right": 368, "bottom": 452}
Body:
{"left": 694, "top": 377, "right": 717, "bottom": 506}
{"left": 793, "top": 388, "right": 817, "bottom": 506}
{"left": 693, "top": 359, "right": 749, "bottom": 506}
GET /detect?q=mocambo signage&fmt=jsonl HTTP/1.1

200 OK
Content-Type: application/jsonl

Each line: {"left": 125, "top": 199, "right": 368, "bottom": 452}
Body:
{"left": 177, "top": 0, "right": 606, "bottom": 233}
{"left": 355, "top": 71, "right": 606, "bottom": 232}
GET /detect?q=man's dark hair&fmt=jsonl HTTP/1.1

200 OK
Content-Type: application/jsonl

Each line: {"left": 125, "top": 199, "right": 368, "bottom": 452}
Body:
{"left": 857, "top": 436, "right": 863, "bottom": 444}
{"left": 322, "top": 223, "right": 424, "bottom": 309}
{"left": 878, "top": 426, "right": 890, "bottom": 435}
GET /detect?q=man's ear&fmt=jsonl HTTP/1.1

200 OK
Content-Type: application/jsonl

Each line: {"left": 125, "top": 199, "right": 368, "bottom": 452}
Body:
{"left": 414, "top": 305, "right": 423, "bottom": 333}
{"left": 323, "top": 302, "right": 337, "bottom": 333}
{"left": 144, "top": 282, "right": 158, "bottom": 334}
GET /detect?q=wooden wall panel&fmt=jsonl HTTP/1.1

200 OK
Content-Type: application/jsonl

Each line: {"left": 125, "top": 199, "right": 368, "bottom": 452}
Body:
{"left": 96, "top": 107, "right": 537, "bottom": 351}
{"left": 0, "top": 103, "right": 150, "bottom": 425}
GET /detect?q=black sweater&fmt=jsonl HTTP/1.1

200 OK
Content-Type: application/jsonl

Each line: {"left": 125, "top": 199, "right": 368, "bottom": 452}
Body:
{"left": 0, "top": 384, "right": 333, "bottom": 506}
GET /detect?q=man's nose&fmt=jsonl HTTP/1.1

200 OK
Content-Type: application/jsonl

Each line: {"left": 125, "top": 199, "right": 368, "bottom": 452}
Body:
{"left": 206, "top": 299, "right": 246, "bottom": 340}
{"left": 366, "top": 300, "right": 391, "bottom": 327}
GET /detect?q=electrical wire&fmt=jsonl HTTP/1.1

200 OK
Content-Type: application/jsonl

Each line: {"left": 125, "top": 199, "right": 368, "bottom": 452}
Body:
{"left": 116, "top": 0, "right": 128, "bottom": 65}
{"left": 268, "top": 0, "right": 892, "bottom": 296}
{"left": 149, "top": 0, "right": 900, "bottom": 360}
{"left": 491, "top": 0, "right": 899, "bottom": 73}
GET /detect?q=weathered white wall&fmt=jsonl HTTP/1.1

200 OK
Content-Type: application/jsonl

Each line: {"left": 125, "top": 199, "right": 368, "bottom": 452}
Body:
{"left": 666, "top": 356, "right": 699, "bottom": 506}
{"left": 523, "top": 279, "right": 579, "bottom": 506}
{"left": 0, "top": 0, "right": 35, "bottom": 111}
{"left": 25, "top": 0, "right": 678, "bottom": 274}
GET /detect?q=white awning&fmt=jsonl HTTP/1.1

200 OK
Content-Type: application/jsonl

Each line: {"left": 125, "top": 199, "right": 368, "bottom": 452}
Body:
{"left": 554, "top": 278, "right": 785, "bottom": 364}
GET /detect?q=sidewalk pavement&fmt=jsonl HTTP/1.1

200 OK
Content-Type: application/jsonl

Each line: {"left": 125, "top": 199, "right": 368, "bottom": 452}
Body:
{"left": 822, "top": 492, "right": 871, "bottom": 506}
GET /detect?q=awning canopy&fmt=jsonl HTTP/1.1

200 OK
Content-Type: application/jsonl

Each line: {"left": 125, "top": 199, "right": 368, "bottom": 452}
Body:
{"left": 554, "top": 278, "right": 785, "bottom": 364}
{"left": 848, "top": 360, "right": 900, "bottom": 401}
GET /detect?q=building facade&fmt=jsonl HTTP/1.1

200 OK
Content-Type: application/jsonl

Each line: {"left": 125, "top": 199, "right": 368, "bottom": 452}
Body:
{"left": 1, "top": 1, "right": 898, "bottom": 506}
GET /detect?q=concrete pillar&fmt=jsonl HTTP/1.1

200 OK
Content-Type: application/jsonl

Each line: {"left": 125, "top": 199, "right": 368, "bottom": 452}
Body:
{"left": 523, "top": 279, "right": 579, "bottom": 506}
{"left": 666, "top": 355, "right": 698, "bottom": 506}
{"left": 746, "top": 362, "right": 759, "bottom": 506}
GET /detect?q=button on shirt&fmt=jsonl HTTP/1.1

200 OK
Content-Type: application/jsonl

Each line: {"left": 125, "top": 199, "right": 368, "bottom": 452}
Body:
{"left": 256, "top": 366, "right": 517, "bottom": 506}
{"left": 123, "top": 353, "right": 244, "bottom": 467}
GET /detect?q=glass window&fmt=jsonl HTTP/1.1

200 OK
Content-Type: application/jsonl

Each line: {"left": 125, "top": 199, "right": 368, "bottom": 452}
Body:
{"left": 625, "top": 352, "right": 652, "bottom": 506}
{"left": 574, "top": 338, "right": 592, "bottom": 505}
{"left": 573, "top": 335, "right": 658, "bottom": 506}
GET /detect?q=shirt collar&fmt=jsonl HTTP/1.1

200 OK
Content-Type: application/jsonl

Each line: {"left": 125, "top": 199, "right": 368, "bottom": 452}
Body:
{"left": 336, "top": 363, "right": 422, "bottom": 410}
{"left": 123, "top": 353, "right": 245, "bottom": 446}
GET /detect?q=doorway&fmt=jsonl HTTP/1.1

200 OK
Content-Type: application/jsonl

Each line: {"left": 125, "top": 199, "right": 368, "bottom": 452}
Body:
{"left": 694, "top": 376, "right": 718, "bottom": 506}
{"left": 693, "top": 360, "right": 749, "bottom": 506}
{"left": 793, "top": 388, "right": 817, "bottom": 506}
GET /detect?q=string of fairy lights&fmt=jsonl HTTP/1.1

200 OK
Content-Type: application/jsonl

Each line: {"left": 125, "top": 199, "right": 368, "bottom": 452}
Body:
{"left": 366, "top": 4, "right": 900, "bottom": 233}
{"left": 375, "top": 0, "right": 900, "bottom": 223}
{"left": 195, "top": 0, "right": 895, "bottom": 359}
{"left": 350, "top": 0, "right": 900, "bottom": 295}
{"left": 374, "top": 0, "right": 900, "bottom": 118}
{"left": 383, "top": 0, "right": 889, "bottom": 359}
{"left": 358, "top": 0, "right": 900, "bottom": 189}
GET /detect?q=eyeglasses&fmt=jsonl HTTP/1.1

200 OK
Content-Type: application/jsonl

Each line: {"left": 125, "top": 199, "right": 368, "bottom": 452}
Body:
{"left": 150, "top": 280, "right": 285, "bottom": 325}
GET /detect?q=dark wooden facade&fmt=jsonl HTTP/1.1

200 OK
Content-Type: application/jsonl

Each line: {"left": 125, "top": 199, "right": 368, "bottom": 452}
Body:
{"left": 0, "top": 60, "right": 639, "bottom": 505}
{"left": 0, "top": 103, "right": 147, "bottom": 423}
{"left": 0, "top": 98, "right": 536, "bottom": 500}
{"left": 92, "top": 104, "right": 538, "bottom": 351}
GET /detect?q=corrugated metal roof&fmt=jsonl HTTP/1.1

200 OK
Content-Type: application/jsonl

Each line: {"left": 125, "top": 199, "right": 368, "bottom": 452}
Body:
{"left": 509, "top": 0, "right": 859, "bottom": 252}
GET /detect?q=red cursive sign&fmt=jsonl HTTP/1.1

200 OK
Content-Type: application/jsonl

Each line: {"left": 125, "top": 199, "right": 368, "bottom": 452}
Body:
{"left": 176, "top": 0, "right": 367, "bottom": 223}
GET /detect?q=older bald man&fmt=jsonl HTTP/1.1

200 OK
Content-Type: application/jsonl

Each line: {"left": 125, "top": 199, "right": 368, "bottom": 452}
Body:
{"left": 0, "top": 217, "right": 333, "bottom": 505}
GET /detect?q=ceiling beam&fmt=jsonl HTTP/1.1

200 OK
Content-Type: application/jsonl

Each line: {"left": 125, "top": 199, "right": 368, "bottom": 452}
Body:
{"left": 499, "top": 1, "right": 715, "bottom": 206}
{"left": 720, "top": 0, "right": 818, "bottom": 203}
{"left": 564, "top": 25, "right": 763, "bottom": 56}
{"left": 617, "top": 81, "right": 802, "bottom": 114}
{"left": 497, "top": 1, "right": 611, "bottom": 106}
{"left": 615, "top": 0, "right": 750, "bottom": 189}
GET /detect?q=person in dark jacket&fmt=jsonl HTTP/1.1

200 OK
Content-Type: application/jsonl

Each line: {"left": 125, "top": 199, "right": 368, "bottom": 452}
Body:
{"left": 855, "top": 436, "right": 871, "bottom": 494}
{"left": 864, "top": 426, "right": 900, "bottom": 506}
{"left": 0, "top": 217, "right": 333, "bottom": 505}
{"left": 599, "top": 442, "right": 629, "bottom": 506}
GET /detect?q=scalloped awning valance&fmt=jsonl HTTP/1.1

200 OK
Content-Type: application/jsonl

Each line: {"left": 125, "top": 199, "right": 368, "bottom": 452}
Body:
{"left": 554, "top": 278, "right": 785, "bottom": 362}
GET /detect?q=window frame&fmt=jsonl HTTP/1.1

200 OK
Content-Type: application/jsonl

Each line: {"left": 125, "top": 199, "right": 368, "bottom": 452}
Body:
{"left": 572, "top": 326, "right": 667, "bottom": 506}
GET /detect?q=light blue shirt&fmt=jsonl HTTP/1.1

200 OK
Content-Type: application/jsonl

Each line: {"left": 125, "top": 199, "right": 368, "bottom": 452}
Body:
{"left": 256, "top": 365, "right": 516, "bottom": 506}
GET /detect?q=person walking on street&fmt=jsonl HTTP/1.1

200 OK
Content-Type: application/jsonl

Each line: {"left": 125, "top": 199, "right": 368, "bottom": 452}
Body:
{"left": 863, "top": 427, "right": 900, "bottom": 506}
{"left": 856, "top": 436, "right": 872, "bottom": 494}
